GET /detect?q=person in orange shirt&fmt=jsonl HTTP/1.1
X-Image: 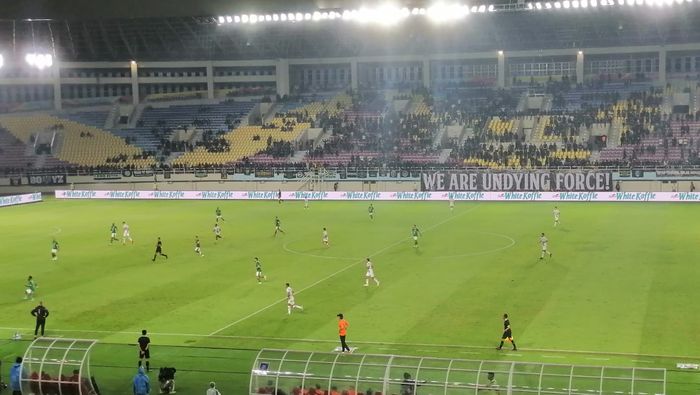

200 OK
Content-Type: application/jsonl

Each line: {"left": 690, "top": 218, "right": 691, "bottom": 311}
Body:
{"left": 337, "top": 313, "right": 350, "bottom": 353}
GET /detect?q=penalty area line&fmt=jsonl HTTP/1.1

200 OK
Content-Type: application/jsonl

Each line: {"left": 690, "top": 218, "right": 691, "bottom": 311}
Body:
{"left": 206, "top": 205, "right": 482, "bottom": 337}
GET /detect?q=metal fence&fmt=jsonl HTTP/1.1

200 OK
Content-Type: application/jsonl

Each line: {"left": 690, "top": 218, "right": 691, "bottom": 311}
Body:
{"left": 250, "top": 349, "right": 666, "bottom": 395}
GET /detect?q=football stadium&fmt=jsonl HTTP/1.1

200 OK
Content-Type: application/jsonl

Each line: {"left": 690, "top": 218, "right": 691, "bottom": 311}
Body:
{"left": 1, "top": 0, "right": 700, "bottom": 394}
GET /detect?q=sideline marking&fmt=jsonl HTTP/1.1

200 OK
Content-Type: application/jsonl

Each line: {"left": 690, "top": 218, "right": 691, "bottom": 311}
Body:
{"left": 282, "top": 242, "right": 359, "bottom": 261}
{"left": 0, "top": 326, "right": 696, "bottom": 361}
{"left": 208, "top": 204, "right": 482, "bottom": 336}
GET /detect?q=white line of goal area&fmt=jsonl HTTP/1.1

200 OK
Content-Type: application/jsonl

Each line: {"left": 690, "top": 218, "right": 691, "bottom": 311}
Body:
{"left": 207, "top": 204, "right": 484, "bottom": 336}
{"left": 0, "top": 325, "right": 694, "bottom": 361}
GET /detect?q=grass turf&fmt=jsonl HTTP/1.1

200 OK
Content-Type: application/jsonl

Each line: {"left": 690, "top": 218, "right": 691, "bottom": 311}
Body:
{"left": 0, "top": 197, "right": 699, "bottom": 393}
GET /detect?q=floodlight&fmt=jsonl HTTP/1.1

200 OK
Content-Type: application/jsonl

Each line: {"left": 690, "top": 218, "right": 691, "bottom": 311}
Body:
{"left": 264, "top": 15, "right": 272, "bottom": 21}
{"left": 218, "top": 16, "right": 225, "bottom": 24}
{"left": 572, "top": 0, "right": 579, "bottom": 7}
{"left": 545, "top": 2, "right": 553, "bottom": 8}
{"left": 0, "top": 54, "right": 4, "bottom": 69}
{"left": 578, "top": 50, "right": 583, "bottom": 55}
{"left": 527, "top": 2, "right": 534, "bottom": 8}
{"left": 25, "top": 53, "right": 53, "bottom": 69}
{"left": 563, "top": 0, "right": 570, "bottom": 7}
{"left": 342, "top": 10, "right": 352, "bottom": 19}
{"left": 581, "top": 0, "right": 588, "bottom": 7}
{"left": 555, "top": 2, "right": 562, "bottom": 7}
{"left": 321, "top": 12, "right": 329, "bottom": 19}
{"left": 498, "top": 50, "right": 504, "bottom": 55}
{"left": 590, "top": 0, "right": 597, "bottom": 6}
{"left": 304, "top": 13, "right": 312, "bottom": 20}
{"left": 488, "top": 4, "right": 495, "bottom": 11}
{"left": 328, "top": 12, "right": 337, "bottom": 19}
{"left": 280, "top": 14, "right": 287, "bottom": 21}
{"left": 251, "top": 14, "right": 259, "bottom": 23}
{"left": 617, "top": 0, "right": 625, "bottom": 5}
{"left": 535, "top": 2, "right": 543, "bottom": 9}
{"left": 419, "top": 7, "right": 427, "bottom": 14}
{"left": 626, "top": 0, "right": 635, "bottom": 6}
{"left": 412, "top": 7, "right": 421, "bottom": 14}
{"left": 313, "top": 11, "right": 321, "bottom": 20}
{"left": 272, "top": 14, "right": 279, "bottom": 21}
{"left": 478, "top": 4, "right": 486, "bottom": 12}
{"left": 241, "top": 14, "right": 249, "bottom": 23}
{"left": 296, "top": 12, "right": 303, "bottom": 20}
{"left": 225, "top": 15, "right": 232, "bottom": 23}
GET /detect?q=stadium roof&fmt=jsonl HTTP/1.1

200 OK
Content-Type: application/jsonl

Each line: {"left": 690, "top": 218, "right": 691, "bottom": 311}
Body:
{"left": 1, "top": 1, "right": 699, "bottom": 62}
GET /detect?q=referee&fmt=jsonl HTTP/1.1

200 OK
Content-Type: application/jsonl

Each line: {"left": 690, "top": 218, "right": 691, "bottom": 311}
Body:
{"left": 30, "top": 301, "right": 49, "bottom": 337}
{"left": 337, "top": 313, "right": 350, "bottom": 353}
{"left": 138, "top": 329, "right": 151, "bottom": 372}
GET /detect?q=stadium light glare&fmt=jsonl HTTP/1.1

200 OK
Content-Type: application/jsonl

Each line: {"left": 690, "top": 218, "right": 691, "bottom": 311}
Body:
{"left": 572, "top": 0, "right": 579, "bottom": 7}
{"left": 218, "top": 16, "right": 225, "bottom": 24}
{"left": 527, "top": 2, "right": 534, "bottom": 8}
{"left": 225, "top": 15, "right": 232, "bottom": 23}
{"left": 581, "top": 0, "right": 588, "bottom": 7}
{"left": 280, "top": 13, "right": 287, "bottom": 21}
{"left": 554, "top": 1, "right": 562, "bottom": 7}
{"left": 590, "top": 0, "right": 597, "bottom": 6}
{"left": 304, "top": 13, "right": 312, "bottom": 20}
{"left": 488, "top": 4, "right": 495, "bottom": 11}
{"left": 312, "top": 11, "right": 321, "bottom": 20}
{"left": 25, "top": 53, "right": 53, "bottom": 70}
{"left": 563, "top": 0, "right": 570, "bottom": 8}
{"left": 272, "top": 14, "right": 279, "bottom": 21}
{"left": 545, "top": 2, "right": 553, "bottom": 8}
{"left": 535, "top": 2, "right": 543, "bottom": 9}
{"left": 478, "top": 4, "right": 487, "bottom": 12}
{"left": 251, "top": 14, "right": 259, "bottom": 23}
{"left": 0, "top": 54, "right": 4, "bottom": 69}
{"left": 241, "top": 14, "right": 249, "bottom": 23}
{"left": 296, "top": 12, "right": 303, "bottom": 20}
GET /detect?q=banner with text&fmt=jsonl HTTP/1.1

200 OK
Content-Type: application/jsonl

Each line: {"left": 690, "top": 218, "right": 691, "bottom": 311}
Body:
{"left": 420, "top": 171, "right": 613, "bottom": 192}
{"left": 0, "top": 193, "right": 43, "bottom": 208}
{"left": 54, "top": 190, "right": 700, "bottom": 202}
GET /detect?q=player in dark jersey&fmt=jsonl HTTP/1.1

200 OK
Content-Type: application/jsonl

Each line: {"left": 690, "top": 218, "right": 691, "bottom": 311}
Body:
{"left": 411, "top": 225, "right": 422, "bottom": 248}
{"left": 152, "top": 237, "right": 168, "bottom": 262}
{"left": 496, "top": 313, "right": 517, "bottom": 351}
{"left": 368, "top": 204, "right": 375, "bottom": 220}
{"left": 194, "top": 236, "right": 204, "bottom": 257}
{"left": 277, "top": 189, "right": 282, "bottom": 204}
{"left": 51, "top": 239, "right": 59, "bottom": 261}
{"left": 274, "top": 216, "right": 285, "bottom": 236}
{"left": 137, "top": 329, "right": 151, "bottom": 371}
{"left": 215, "top": 207, "right": 224, "bottom": 223}
{"left": 110, "top": 223, "right": 118, "bottom": 244}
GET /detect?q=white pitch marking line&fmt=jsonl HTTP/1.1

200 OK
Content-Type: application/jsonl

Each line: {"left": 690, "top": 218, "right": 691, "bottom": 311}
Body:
{"left": 542, "top": 355, "right": 566, "bottom": 359}
{"left": 207, "top": 204, "right": 482, "bottom": 336}
{"left": 50, "top": 227, "right": 62, "bottom": 236}
{"left": 586, "top": 357, "right": 610, "bottom": 361}
{"left": 0, "top": 326, "right": 694, "bottom": 361}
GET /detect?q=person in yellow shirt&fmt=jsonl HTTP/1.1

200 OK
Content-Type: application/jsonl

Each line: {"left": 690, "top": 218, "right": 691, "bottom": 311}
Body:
{"left": 337, "top": 313, "right": 350, "bottom": 353}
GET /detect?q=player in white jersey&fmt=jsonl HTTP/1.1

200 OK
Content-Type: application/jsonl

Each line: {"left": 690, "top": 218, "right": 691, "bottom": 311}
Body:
{"left": 322, "top": 227, "right": 329, "bottom": 246}
{"left": 122, "top": 222, "right": 134, "bottom": 244}
{"left": 285, "top": 283, "right": 304, "bottom": 315}
{"left": 449, "top": 197, "right": 455, "bottom": 212}
{"left": 304, "top": 198, "right": 309, "bottom": 209}
{"left": 553, "top": 206, "right": 560, "bottom": 227}
{"left": 364, "top": 258, "right": 380, "bottom": 287}
{"left": 539, "top": 232, "right": 552, "bottom": 260}
{"left": 213, "top": 224, "right": 223, "bottom": 242}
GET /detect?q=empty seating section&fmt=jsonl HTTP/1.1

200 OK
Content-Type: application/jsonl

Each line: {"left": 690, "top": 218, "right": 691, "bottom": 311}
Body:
{"left": 0, "top": 114, "right": 155, "bottom": 167}
{"left": 139, "top": 102, "right": 256, "bottom": 131}
{"left": 59, "top": 111, "right": 109, "bottom": 128}
{"left": 109, "top": 128, "right": 162, "bottom": 151}
{"left": 0, "top": 127, "right": 34, "bottom": 169}
{"left": 487, "top": 117, "right": 516, "bottom": 136}
{"left": 173, "top": 117, "right": 311, "bottom": 166}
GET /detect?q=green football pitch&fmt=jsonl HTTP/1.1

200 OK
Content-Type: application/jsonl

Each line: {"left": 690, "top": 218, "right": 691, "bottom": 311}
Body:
{"left": 1, "top": 197, "right": 699, "bottom": 394}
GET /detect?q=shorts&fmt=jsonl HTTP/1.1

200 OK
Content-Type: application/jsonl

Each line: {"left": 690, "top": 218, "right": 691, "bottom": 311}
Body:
{"left": 413, "top": 236, "right": 418, "bottom": 241}
{"left": 51, "top": 249, "right": 57, "bottom": 254}
{"left": 195, "top": 247, "right": 201, "bottom": 253}
{"left": 366, "top": 270, "right": 374, "bottom": 278}
{"left": 288, "top": 297, "right": 295, "bottom": 306}
{"left": 542, "top": 246, "right": 548, "bottom": 251}
{"left": 323, "top": 237, "right": 329, "bottom": 242}
{"left": 256, "top": 270, "right": 263, "bottom": 277}
{"left": 123, "top": 232, "right": 131, "bottom": 238}
{"left": 111, "top": 232, "right": 116, "bottom": 238}
{"left": 155, "top": 247, "right": 162, "bottom": 253}
{"left": 139, "top": 349, "right": 150, "bottom": 359}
